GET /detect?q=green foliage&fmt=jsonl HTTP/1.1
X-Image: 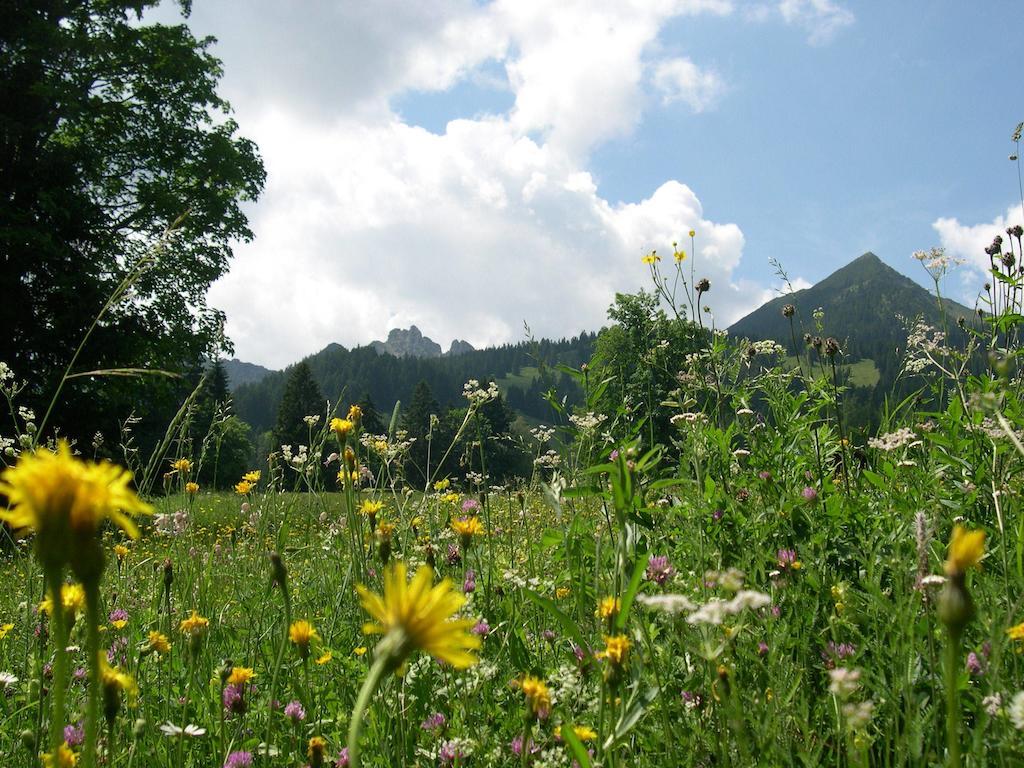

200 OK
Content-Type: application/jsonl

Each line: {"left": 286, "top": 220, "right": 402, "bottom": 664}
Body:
{"left": 273, "top": 362, "right": 326, "bottom": 452}
{"left": 0, "top": 1, "right": 265, "bottom": 451}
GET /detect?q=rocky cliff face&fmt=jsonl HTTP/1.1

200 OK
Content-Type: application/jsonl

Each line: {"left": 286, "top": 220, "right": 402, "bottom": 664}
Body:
{"left": 447, "top": 339, "right": 476, "bottom": 356}
{"left": 369, "top": 325, "right": 443, "bottom": 358}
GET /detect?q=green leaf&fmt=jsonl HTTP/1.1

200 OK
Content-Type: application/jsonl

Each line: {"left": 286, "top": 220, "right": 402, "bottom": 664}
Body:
{"left": 559, "top": 723, "right": 594, "bottom": 768}
{"left": 616, "top": 550, "right": 650, "bottom": 631}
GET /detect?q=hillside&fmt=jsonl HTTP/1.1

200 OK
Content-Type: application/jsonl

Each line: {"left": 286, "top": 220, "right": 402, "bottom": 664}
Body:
{"left": 729, "top": 252, "right": 974, "bottom": 360}
{"left": 231, "top": 334, "right": 596, "bottom": 434}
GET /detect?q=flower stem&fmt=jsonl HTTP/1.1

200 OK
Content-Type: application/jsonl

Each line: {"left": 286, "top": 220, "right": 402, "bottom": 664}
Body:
{"left": 44, "top": 568, "right": 68, "bottom": 761}
{"left": 82, "top": 583, "right": 102, "bottom": 768}
{"left": 347, "top": 654, "right": 390, "bottom": 768}
{"left": 945, "top": 628, "right": 962, "bottom": 768}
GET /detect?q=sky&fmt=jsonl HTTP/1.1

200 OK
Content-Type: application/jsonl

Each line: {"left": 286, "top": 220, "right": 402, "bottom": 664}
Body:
{"left": 150, "top": 0, "right": 1024, "bottom": 369}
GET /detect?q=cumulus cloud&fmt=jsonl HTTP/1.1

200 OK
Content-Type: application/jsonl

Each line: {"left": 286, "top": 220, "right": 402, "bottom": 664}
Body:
{"left": 152, "top": 0, "right": 843, "bottom": 367}
{"left": 932, "top": 203, "right": 1024, "bottom": 292}
{"left": 652, "top": 58, "right": 726, "bottom": 111}
{"left": 746, "top": 0, "right": 854, "bottom": 45}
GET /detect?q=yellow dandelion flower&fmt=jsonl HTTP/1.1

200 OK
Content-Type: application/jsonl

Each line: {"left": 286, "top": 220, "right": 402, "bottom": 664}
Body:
{"left": 433, "top": 478, "right": 450, "bottom": 491}
{"left": 99, "top": 654, "right": 138, "bottom": 699}
{"left": 377, "top": 522, "right": 395, "bottom": 539}
{"left": 0, "top": 622, "right": 13, "bottom": 640}
{"left": 673, "top": 248, "right": 687, "bottom": 263}
{"left": 113, "top": 544, "right": 129, "bottom": 560}
{"left": 111, "top": 619, "right": 127, "bottom": 630}
{"left": 170, "top": 458, "right": 192, "bottom": 474}
{"left": 689, "top": 229, "right": 696, "bottom": 238}
{"left": 597, "top": 634, "right": 631, "bottom": 666}
{"left": 308, "top": 736, "right": 327, "bottom": 761}
{"left": 945, "top": 525, "right": 985, "bottom": 575}
{"left": 347, "top": 404, "right": 363, "bottom": 423}
{"left": 354, "top": 646, "right": 367, "bottom": 656}
{"left": 450, "top": 516, "right": 484, "bottom": 539}
{"left": 357, "top": 562, "right": 481, "bottom": 670}
{"left": 226, "top": 666, "right": 255, "bottom": 686}
{"left": 1007, "top": 622, "right": 1024, "bottom": 643}
{"left": 184, "top": 481, "right": 199, "bottom": 495}
{"left": 234, "top": 480, "right": 254, "bottom": 495}
{"left": 316, "top": 650, "right": 333, "bottom": 665}
{"left": 520, "top": 675, "right": 551, "bottom": 717}
{"left": 595, "top": 596, "right": 621, "bottom": 620}
{"left": 572, "top": 725, "right": 597, "bottom": 742}
{"left": 147, "top": 630, "right": 171, "bottom": 654}
{"left": 330, "top": 418, "right": 354, "bottom": 439}
{"left": 42, "top": 743, "right": 78, "bottom": 768}
{"left": 555, "top": 587, "right": 571, "bottom": 600}
{"left": 179, "top": 610, "right": 209, "bottom": 637}
{"left": 40, "top": 583, "right": 86, "bottom": 618}
{"left": 359, "top": 500, "right": 384, "bottom": 517}
{"left": 242, "top": 470, "right": 261, "bottom": 484}
{"left": 0, "top": 441, "right": 152, "bottom": 569}
{"left": 289, "top": 620, "right": 319, "bottom": 658}
{"left": 641, "top": 251, "right": 661, "bottom": 265}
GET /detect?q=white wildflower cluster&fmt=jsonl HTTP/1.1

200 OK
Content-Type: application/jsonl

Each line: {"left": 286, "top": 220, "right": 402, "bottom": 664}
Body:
{"left": 828, "top": 667, "right": 862, "bottom": 698}
{"left": 670, "top": 412, "right": 707, "bottom": 427}
{"left": 464, "top": 471, "right": 487, "bottom": 487}
{"left": 636, "top": 593, "right": 697, "bottom": 614}
{"left": 534, "top": 450, "right": 561, "bottom": 469}
{"left": 983, "top": 693, "right": 1002, "bottom": 716}
{"left": 530, "top": 425, "right": 555, "bottom": 444}
{"left": 842, "top": 700, "right": 875, "bottom": 731}
{"left": 913, "top": 246, "right": 963, "bottom": 280}
{"left": 360, "top": 430, "right": 415, "bottom": 460}
{"left": 302, "top": 414, "right": 320, "bottom": 427}
{"left": 548, "top": 663, "right": 589, "bottom": 711}
{"left": 867, "top": 427, "right": 919, "bottom": 451}
{"left": 568, "top": 411, "right": 606, "bottom": 434}
{"left": 902, "top": 319, "right": 950, "bottom": 374}
{"left": 280, "top": 444, "right": 312, "bottom": 471}
{"left": 686, "top": 590, "right": 772, "bottom": 625}
{"left": 748, "top": 340, "right": 785, "bottom": 357}
{"left": 501, "top": 569, "right": 554, "bottom": 593}
{"left": 154, "top": 509, "right": 190, "bottom": 536}
{"left": 1011, "top": 692, "right": 1024, "bottom": 731}
{"left": 463, "top": 379, "right": 499, "bottom": 407}
{"left": 967, "top": 417, "right": 1024, "bottom": 443}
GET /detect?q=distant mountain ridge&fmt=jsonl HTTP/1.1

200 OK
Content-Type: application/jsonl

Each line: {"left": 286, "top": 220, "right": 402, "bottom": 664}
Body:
{"left": 368, "top": 325, "right": 476, "bottom": 359}
{"left": 728, "top": 252, "right": 974, "bottom": 359}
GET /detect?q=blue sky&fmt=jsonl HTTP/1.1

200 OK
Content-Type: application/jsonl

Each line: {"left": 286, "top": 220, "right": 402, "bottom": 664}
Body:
{"left": 155, "top": 0, "right": 1024, "bottom": 367}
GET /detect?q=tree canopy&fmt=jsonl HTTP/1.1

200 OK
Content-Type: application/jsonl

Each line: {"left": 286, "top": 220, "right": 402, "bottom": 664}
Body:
{"left": 1, "top": 1, "right": 265, "bottom": 449}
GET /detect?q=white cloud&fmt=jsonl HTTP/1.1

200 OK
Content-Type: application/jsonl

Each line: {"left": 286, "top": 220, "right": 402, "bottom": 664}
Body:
{"left": 746, "top": 0, "right": 853, "bottom": 45}
{"left": 932, "top": 203, "right": 1024, "bottom": 291}
{"left": 156, "top": 0, "right": 836, "bottom": 368}
{"left": 652, "top": 57, "right": 726, "bottom": 111}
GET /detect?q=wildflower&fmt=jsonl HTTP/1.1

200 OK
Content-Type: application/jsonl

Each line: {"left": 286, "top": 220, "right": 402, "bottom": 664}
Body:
{"left": 42, "top": 743, "right": 78, "bottom": 768}
{"left": 1010, "top": 692, "right": 1024, "bottom": 730}
{"left": 945, "top": 525, "right": 985, "bottom": 575}
{"left": 184, "top": 482, "right": 199, "bottom": 495}
{"left": 673, "top": 247, "right": 687, "bottom": 263}
{"left": 433, "top": 478, "right": 450, "bottom": 491}
{"left": 242, "top": 470, "right": 260, "bottom": 484}
{"left": 645, "top": 555, "right": 676, "bottom": 586}
{"left": 801, "top": 486, "right": 818, "bottom": 504}
{"left": 99, "top": 655, "right": 137, "bottom": 724}
{"left": 555, "top": 587, "right": 571, "bottom": 600}
{"left": 828, "top": 667, "right": 861, "bottom": 699}
{"left": 471, "top": 620, "right": 490, "bottom": 636}
{"left": 356, "top": 562, "right": 481, "bottom": 670}
{"left": 40, "top": 583, "right": 86, "bottom": 621}
{"left": 939, "top": 525, "right": 985, "bottom": 633}
{"left": 421, "top": 712, "right": 446, "bottom": 731}
{"left": 641, "top": 251, "right": 661, "bottom": 264}
{"left": 223, "top": 751, "right": 253, "bottom": 768}
{"left": 461, "top": 498, "right": 481, "bottom": 514}
{"left": 146, "top": 630, "right": 171, "bottom": 655}
{"left": 966, "top": 652, "right": 984, "bottom": 675}
{"left": 170, "top": 458, "right": 192, "bottom": 474}
{"left": 595, "top": 596, "right": 621, "bottom": 621}
{"left": 62, "top": 723, "right": 84, "bottom": 748}
{"left": 222, "top": 683, "right": 247, "bottom": 715}
{"left": 842, "top": 700, "right": 874, "bottom": 731}
{"left": 689, "top": 229, "right": 696, "bottom": 237}
{"left": 234, "top": 480, "right": 253, "bottom": 495}
{"left": 330, "top": 418, "right": 354, "bottom": 439}
{"left": 1008, "top": 622, "right": 1024, "bottom": 645}
{"left": 226, "top": 667, "right": 255, "bottom": 687}
{"left": 108, "top": 608, "right": 128, "bottom": 630}
{"left": 308, "top": 736, "right": 328, "bottom": 767}
{"left": 573, "top": 725, "right": 598, "bottom": 741}
{"left": 696, "top": 277, "right": 710, "bottom": 293}
{"left": 451, "top": 516, "right": 484, "bottom": 549}
{"left": 0, "top": 441, "right": 152, "bottom": 574}
{"left": 179, "top": 610, "right": 209, "bottom": 637}
{"left": 316, "top": 651, "right": 333, "bottom": 665}
{"left": 113, "top": 544, "right": 129, "bottom": 561}
{"left": 636, "top": 593, "right": 698, "bottom": 614}
{"left": 289, "top": 620, "right": 319, "bottom": 660}
{"left": 520, "top": 675, "right": 552, "bottom": 719}
{"left": 159, "top": 722, "right": 206, "bottom": 738}
{"left": 0, "top": 672, "right": 18, "bottom": 690}
{"left": 347, "top": 404, "right": 363, "bottom": 425}
{"left": 776, "top": 549, "right": 802, "bottom": 571}
{"left": 462, "top": 568, "right": 476, "bottom": 594}
{"left": 598, "top": 634, "right": 631, "bottom": 666}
